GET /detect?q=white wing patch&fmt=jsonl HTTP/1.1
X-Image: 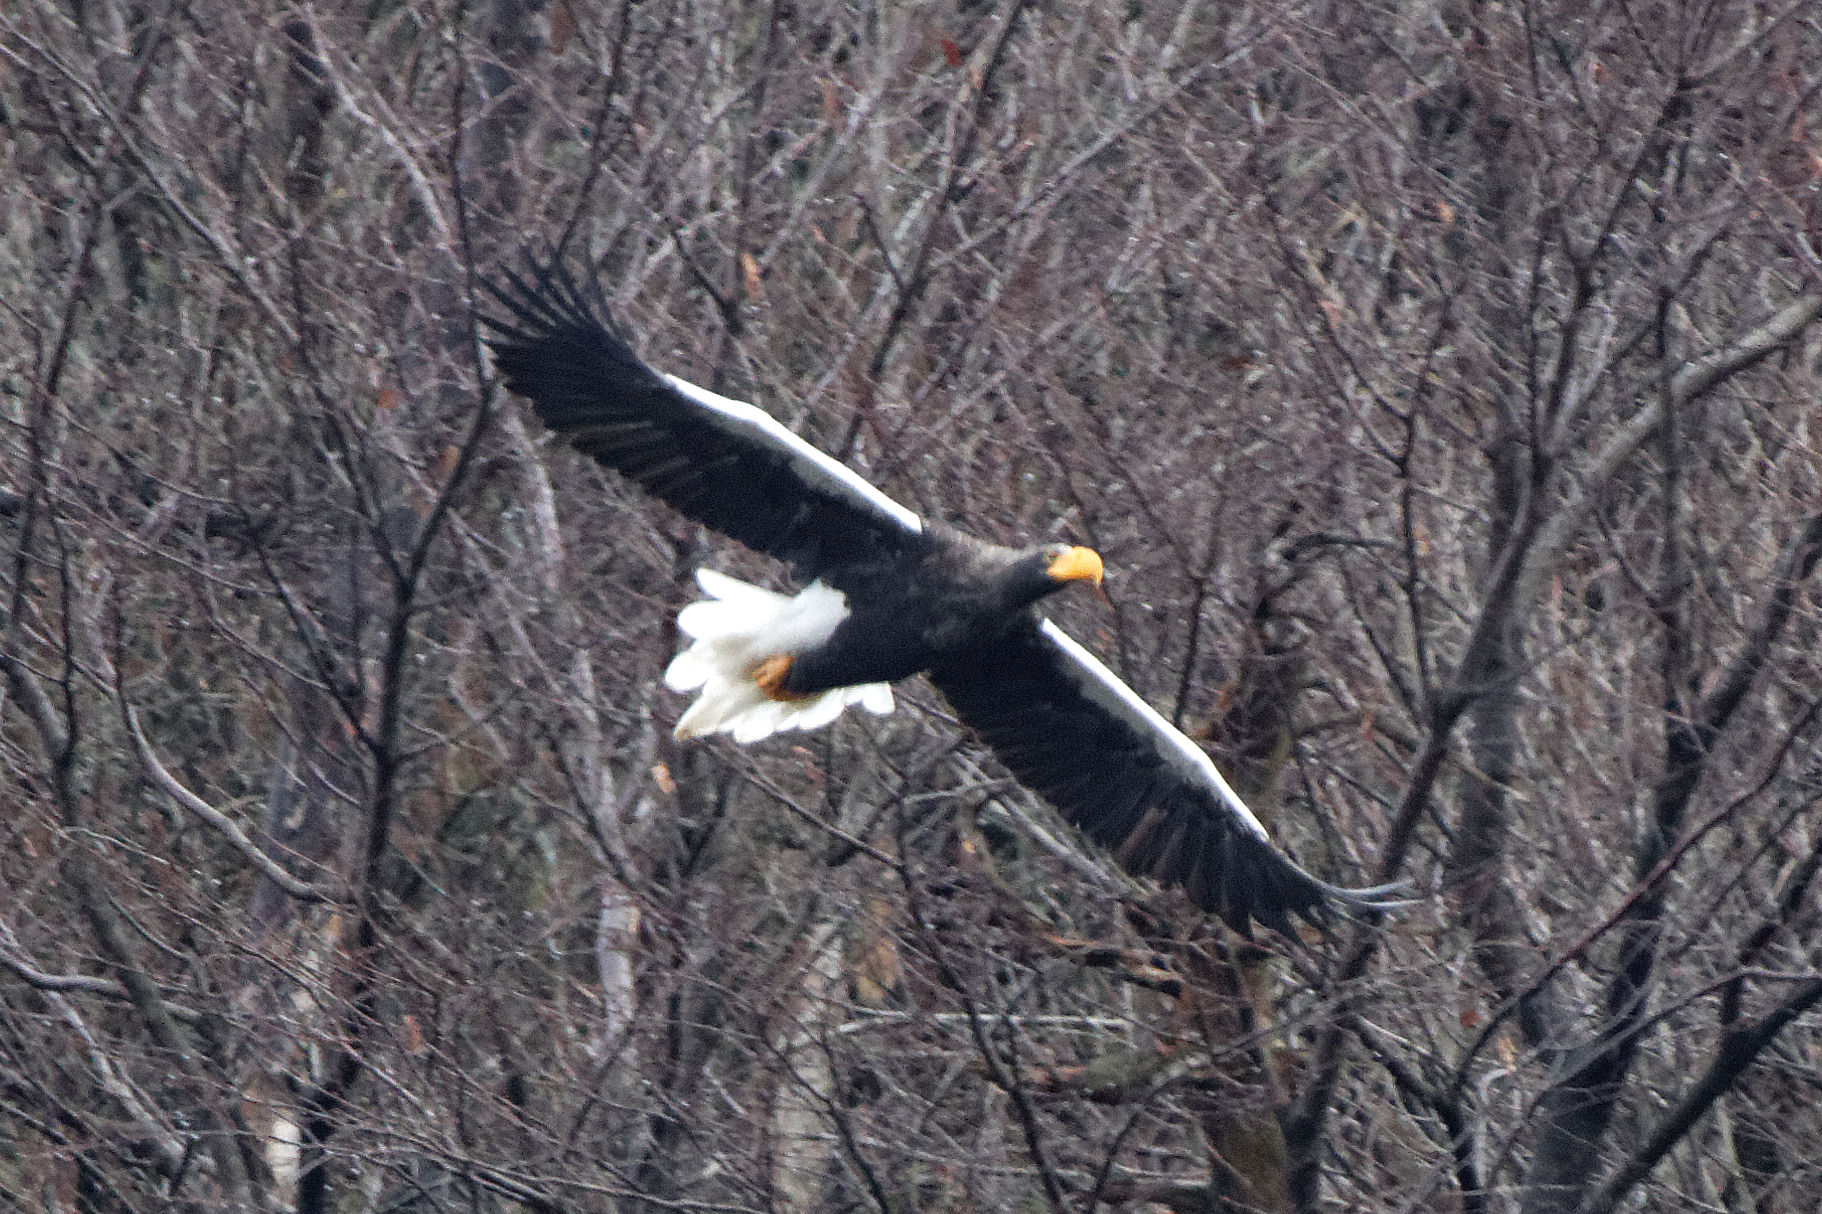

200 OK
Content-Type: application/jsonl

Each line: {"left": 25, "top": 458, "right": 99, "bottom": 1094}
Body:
{"left": 1037, "top": 620, "right": 1271, "bottom": 843}
{"left": 666, "top": 569, "right": 894, "bottom": 743}
{"left": 662, "top": 373, "right": 923, "bottom": 535}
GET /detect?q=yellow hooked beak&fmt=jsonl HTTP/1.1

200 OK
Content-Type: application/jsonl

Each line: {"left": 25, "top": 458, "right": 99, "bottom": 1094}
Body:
{"left": 1047, "top": 545, "right": 1104, "bottom": 587}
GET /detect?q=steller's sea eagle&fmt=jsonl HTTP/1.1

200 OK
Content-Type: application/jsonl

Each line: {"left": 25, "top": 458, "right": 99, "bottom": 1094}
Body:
{"left": 482, "top": 260, "right": 1398, "bottom": 937}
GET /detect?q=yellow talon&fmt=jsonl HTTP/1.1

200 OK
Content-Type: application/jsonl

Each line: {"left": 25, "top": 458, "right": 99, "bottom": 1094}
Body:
{"left": 752, "top": 654, "right": 805, "bottom": 701}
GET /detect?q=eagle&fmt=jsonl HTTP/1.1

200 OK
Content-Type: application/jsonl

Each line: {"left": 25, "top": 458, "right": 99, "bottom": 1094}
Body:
{"left": 482, "top": 260, "right": 1397, "bottom": 936}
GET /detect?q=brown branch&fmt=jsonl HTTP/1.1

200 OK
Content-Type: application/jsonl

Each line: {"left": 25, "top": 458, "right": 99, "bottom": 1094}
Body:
{"left": 122, "top": 703, "right": 338, "bottom": 902}
{"left": 1446, "top": 693, "right": 1821, "bottom": 1101}
{"left": 1514, "top": 289, "right": 1822, "bottom": 616}
{"left": 0, "top": 20, "right": 297, "bottom": 342}
{"left": 1580, "top": 977, "right": 1822, "bottom": 1214}
{"left": 897, "top": 823, "right": 1072, "bottom": 1214}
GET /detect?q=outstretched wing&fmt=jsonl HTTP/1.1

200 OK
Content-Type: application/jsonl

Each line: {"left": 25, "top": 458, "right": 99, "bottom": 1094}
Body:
{"left": 483, "top": 260, "right": 921, "bottom": 580}
{"left": 930, "top": 619, "right": 1401, "bottom": 936}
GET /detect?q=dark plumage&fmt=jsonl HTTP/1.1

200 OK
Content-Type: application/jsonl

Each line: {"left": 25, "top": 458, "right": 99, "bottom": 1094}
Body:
{"left": 483, "top": 259, "right": 1399, "bottom": 936}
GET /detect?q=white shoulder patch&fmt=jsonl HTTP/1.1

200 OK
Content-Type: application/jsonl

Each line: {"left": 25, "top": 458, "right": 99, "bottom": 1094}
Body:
{"left": 1038, "top": 620, "right": 1270, "bottom": 843}
{"left": 662, "top": 373, "right": 923, "bottom": 535}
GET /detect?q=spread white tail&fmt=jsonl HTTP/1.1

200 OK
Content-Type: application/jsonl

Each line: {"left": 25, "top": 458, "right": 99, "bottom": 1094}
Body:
{"left": 664, "top": 569, "right": 894, "bottom": 742}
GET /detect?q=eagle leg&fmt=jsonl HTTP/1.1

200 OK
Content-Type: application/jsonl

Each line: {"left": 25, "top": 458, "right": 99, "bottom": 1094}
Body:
{"left": 752, "top": 654, "right": 808, "bottom": 702}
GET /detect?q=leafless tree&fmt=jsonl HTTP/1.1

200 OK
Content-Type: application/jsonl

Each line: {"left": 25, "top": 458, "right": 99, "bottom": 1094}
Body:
{"left": 3, "top": 1, "right": 1819, "bottom": 1212}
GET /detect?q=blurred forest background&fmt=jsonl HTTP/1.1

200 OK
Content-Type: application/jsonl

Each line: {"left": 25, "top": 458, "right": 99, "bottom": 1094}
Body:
{"left": 4, "top": 1, "right": 1822, "bottom": 1211}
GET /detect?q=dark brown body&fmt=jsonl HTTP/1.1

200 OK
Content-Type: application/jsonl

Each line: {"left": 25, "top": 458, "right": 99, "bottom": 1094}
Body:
{"left": 783, "top": 529, "right": 1077, "bottom": 695}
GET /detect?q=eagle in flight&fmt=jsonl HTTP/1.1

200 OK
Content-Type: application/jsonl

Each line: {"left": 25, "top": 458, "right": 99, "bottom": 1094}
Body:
{"left": 484, "top": 261, "right": 1397, "bottom": 936}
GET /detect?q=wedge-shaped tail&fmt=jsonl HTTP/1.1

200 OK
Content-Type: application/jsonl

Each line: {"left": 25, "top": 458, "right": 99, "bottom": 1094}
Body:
{"left": 664, "top": 570, "right": 894, "bottom": 743}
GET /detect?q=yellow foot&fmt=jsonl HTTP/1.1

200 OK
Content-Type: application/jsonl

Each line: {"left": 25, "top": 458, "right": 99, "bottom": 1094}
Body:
{"left": 752, "top": 654, "right": 806, "bottom": 701}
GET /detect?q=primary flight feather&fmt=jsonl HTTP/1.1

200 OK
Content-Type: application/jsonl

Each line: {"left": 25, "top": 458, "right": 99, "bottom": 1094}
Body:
{"left": 483, "top": 259, "right": 1398, "bottom": 936}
